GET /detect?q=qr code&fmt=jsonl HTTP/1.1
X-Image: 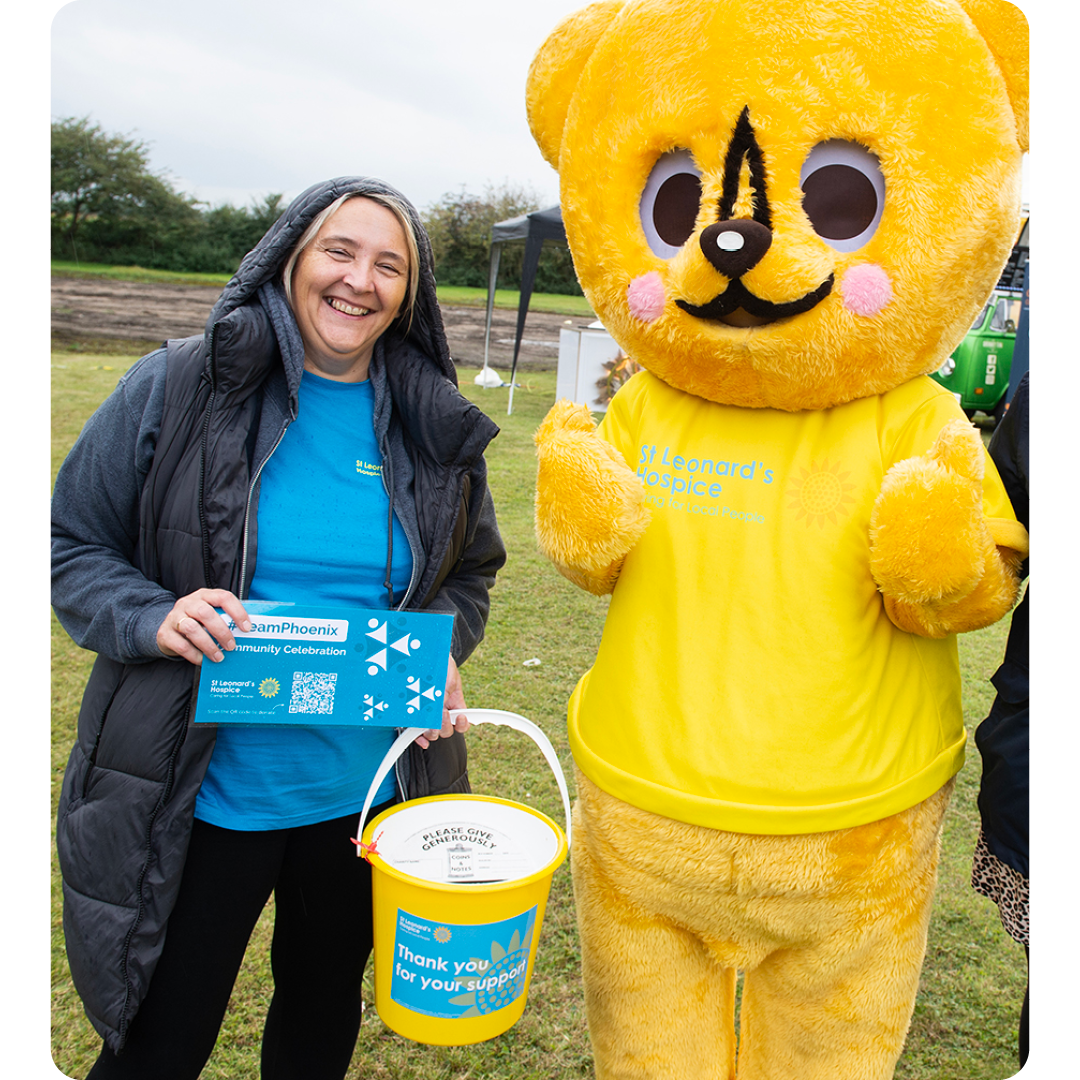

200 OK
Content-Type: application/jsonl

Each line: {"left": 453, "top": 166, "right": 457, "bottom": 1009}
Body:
{"left": 289, "top": 671, "right": 338, "bottom": 715}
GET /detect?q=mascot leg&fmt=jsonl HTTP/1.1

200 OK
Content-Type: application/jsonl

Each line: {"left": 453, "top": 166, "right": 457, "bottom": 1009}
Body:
{"left": 572, "top": 771, "right": 951, "bottom": 1080}
{"left": 573, "top": 772, "right": 739, "bottom": 1080}
{"left": 737, "top": 783, "right": 952, "bottom": 1080}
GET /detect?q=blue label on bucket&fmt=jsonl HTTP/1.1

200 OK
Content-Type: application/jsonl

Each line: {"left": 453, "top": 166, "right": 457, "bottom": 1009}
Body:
{"left": 390, "top": 906, "right": 537, "bottom": 1019}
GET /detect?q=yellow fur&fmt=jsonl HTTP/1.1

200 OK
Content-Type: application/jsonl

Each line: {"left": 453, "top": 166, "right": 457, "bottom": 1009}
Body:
{"left": 574, "top": 771, "right": 953, "bottom": 1079}
{"left": 869, "top": 420, "right": 1029, "bottom": 634}
{"left": 534, "top": 399, "right": 651, "bottom": 590}
{"left": 871, "top": 424, "right": 994, "bottom": 606}
{"left": 526, "top": 2, "right": 1028, "bottom": 1075}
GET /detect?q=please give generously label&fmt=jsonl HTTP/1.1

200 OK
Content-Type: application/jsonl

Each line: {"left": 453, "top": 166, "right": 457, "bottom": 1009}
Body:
{"left": 192, "top": 600, "right": 453, "bottom": 728}
{"left": 384, "top": 819, "right": 536, "bottom": 884}
{"left": 391, "top": 907, "right": 536, "bottom": 1019}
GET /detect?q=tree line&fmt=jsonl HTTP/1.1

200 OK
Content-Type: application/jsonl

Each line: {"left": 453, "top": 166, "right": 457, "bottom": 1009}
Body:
{"left": 51, "top": 116, "right": 581, "bottom": 295}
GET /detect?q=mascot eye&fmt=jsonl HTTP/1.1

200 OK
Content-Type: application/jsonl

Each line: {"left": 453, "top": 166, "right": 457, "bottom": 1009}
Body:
{"left": 800, "top": 140, "right": 885, "bottom": 252}
{"left": 640, "top": 150, "right": 703, "bottom": 258}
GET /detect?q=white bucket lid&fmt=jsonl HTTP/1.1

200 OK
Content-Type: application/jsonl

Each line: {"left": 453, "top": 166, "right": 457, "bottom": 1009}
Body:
{"left": 373, "top": 799, "right": 562, "bottom": 885}
{"left": 356, "top": 711, "right": 573, "bottom": 868}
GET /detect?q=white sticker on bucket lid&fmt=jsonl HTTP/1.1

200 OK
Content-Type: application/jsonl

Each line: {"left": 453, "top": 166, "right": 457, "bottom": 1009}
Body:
{"left": 445, "top": 843, "right": 479, "bottom": 881}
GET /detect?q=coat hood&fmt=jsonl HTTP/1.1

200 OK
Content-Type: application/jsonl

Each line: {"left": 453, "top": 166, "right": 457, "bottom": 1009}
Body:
{"left": 207, "top": 176, "right": 455, "bottom": 383}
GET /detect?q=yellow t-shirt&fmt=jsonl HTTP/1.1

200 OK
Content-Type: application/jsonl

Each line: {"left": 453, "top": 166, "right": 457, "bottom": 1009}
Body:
{"left": 568, "top": 371, "right": 1020, "bottom": 834}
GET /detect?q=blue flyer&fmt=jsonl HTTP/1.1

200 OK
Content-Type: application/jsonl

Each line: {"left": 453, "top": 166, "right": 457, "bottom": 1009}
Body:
{"left": 192, "top": 601, "right": 454, "bottom": 728}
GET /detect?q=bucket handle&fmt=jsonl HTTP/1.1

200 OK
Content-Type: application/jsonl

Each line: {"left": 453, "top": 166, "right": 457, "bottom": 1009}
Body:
{"left": 355, "top": 709, "right": 572, "bottom": 854}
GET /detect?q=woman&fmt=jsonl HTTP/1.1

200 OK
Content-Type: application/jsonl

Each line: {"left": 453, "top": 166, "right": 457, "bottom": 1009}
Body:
{"left": 52, "top": 176, "right": 506, "bottom": 1079}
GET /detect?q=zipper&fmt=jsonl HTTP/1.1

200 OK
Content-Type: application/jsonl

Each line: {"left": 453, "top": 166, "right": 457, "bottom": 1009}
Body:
{"left": 383, "top": 430, "right": 417, "bottom": 804}
{"left": 380, "top": 431, "right": 420, "bottom": 611}
{"left": 238, "top": 408, "right": 293, "bottom": 597}
{"left": 197, "top": 329, "right": 218, "bottom": 588}
{"left": 394, "top": 749, "right": 408, "bottom": 804}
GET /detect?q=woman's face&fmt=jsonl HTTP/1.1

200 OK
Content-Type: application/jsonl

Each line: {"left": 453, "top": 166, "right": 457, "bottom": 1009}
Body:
{"left": 290, "top": 197, "right": 411, "bottom": 382}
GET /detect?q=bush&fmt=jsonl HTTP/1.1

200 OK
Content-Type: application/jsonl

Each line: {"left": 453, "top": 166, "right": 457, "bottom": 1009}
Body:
{"left": 52, "top": 117, "right": 580, "bottom": 292}
{"left": 51, "top": 117, "right": 286, "bottom": 274}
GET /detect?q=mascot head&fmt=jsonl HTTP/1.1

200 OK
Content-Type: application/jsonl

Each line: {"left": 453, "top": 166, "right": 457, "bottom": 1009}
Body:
{"left": 527, "top": 0, "right": 1028, "bottom": 411}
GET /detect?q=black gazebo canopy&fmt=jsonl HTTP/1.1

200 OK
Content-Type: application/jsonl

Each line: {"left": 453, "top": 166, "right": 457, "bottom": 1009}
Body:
{"left": 482, "top": 205, "right": 567, "bottom": 412}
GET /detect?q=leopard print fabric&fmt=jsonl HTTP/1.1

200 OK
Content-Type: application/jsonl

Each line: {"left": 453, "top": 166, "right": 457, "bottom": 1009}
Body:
{"left": 972, "top": 829, "right": 1029, "bottom": 948}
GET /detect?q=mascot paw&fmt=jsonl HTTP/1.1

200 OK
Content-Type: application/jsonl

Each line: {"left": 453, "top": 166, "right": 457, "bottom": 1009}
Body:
{"left": 870, "top": 420, "right": 1019, "bottom": 636}
{"left": 535, "top": 400, "right": 650, "bottom": 593}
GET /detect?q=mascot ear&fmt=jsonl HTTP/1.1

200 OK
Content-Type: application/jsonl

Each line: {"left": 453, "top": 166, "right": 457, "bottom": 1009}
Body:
{"left": 955, "top": 0, "right": 1029, "bottom": 152}
{"left": 527, "top": 1, "right": 624, "bottom": 168}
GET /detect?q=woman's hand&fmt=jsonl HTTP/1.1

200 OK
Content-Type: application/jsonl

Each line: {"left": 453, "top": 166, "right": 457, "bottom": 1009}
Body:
{"left": 156, "top": 588, "right": 252, "bottom": 666}
{"left": 415, "top": 654, "right": 469, "bottom": 749}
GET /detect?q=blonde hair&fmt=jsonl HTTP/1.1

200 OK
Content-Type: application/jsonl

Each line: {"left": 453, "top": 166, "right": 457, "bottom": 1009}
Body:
{"left": 282, "top": 191, "right": 421, "bottom": 334}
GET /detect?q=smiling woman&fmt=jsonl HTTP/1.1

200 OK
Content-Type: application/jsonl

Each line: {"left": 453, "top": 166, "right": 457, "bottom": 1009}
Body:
{"left": 50, "top": 176, "right": 506, "bottom": 1079}
{"left": 283, "top": 193, "right": 423, "bottom": 381}
{"left": 291, "top": 199, "right": 411, "bottom": 381}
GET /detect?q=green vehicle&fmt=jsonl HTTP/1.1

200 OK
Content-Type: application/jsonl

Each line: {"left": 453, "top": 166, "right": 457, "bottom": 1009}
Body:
{"left": 930, "top": 214, "right": 1028, "bottom": 426}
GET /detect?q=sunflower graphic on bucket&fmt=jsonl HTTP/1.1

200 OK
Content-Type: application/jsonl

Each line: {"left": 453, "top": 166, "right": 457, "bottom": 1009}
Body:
{"left": 446, "top": 921, "right": 535, "bottom": 1017}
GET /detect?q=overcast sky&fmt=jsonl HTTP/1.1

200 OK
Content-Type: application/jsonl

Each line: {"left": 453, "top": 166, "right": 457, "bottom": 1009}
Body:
{"left": 48, "top": 0, "right": 1043, "bottom": 215}
{"left": 49, "top": 0, "right": 590, "bottom": 213}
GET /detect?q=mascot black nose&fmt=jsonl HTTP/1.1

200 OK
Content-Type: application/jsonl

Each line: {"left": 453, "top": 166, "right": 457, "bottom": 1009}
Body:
{"left": 700, "top": 220, "right": 772, "bottom": 279}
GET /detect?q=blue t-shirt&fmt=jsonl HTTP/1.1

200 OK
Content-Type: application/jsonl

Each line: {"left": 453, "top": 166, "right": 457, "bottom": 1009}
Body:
{"left": 195, "top": 372, "right": 412, "bottom": 829}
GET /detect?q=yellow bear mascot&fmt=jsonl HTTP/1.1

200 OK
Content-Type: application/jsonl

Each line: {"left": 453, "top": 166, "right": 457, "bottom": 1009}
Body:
{"left": 527, "top": 1, "right": 1029, "bottom": 1077}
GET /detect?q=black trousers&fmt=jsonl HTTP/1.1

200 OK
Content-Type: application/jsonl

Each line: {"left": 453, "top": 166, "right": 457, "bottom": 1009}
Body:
{"left": 87, "top": 803, "right": 393, "bottom": 1080}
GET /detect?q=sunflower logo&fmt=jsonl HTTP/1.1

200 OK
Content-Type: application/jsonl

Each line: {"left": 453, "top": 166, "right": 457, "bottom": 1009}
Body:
{"left": 259, "top": 678, "right": 280, "bottom": 698}
{"left": 446, "top": 925, "right": 534, "bottom": 1017}
{"left": 787, "top": 459, "right": 856, "bottom": 527}
{"left": 434, "top": 926, "right": 452, "bottom": 944}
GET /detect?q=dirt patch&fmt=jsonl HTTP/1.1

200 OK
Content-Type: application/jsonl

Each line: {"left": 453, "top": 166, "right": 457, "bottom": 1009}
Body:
{"left": 52, "top": 277, "right": 594, "bottom": 372}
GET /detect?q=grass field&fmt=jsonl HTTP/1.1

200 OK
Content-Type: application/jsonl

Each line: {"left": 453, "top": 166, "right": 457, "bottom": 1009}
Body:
{"left": 50, "top": 261, "right": 594, "bottom": 318}
{"left": 50, "top": 351, "right": 1025, "bottom": 1079}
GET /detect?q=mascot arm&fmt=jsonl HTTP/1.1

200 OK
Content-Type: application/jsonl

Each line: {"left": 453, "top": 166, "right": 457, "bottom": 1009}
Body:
{"left": 534, "top": 399, "right": 651, "bottom": 595}
{"left": 869, "top": 419, "right": 1028, "bottom": 638}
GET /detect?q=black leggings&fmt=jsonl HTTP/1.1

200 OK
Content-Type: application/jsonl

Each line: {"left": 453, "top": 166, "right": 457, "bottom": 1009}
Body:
{"left": 87, "top": 804, "right": 393, "bottom": 1080}
{"left": 1019, "top": 950, "right": 1080, "bottom": 1075}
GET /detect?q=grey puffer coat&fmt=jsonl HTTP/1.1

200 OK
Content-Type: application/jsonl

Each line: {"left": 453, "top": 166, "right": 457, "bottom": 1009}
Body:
{"left": 51, "top": 177, "right": 505, "bottom": 1053}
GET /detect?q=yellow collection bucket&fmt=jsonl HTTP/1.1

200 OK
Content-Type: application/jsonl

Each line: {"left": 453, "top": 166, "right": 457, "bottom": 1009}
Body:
{"left": 355, "top": 709, "right": 571, "bottom": 1046}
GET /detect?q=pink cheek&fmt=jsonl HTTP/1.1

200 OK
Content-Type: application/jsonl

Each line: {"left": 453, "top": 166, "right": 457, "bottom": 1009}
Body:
{"left": 840, "top": 263, "right": 893, "bottom": 317}
{"left": 627, "top": 271, "right": 666, "bottom": 323}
